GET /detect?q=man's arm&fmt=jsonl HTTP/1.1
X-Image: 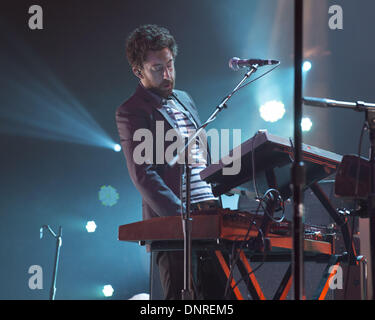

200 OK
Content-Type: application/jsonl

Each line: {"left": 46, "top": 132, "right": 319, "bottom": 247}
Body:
{"left": 116, "top": 106, "right": 182, "bottom": 217}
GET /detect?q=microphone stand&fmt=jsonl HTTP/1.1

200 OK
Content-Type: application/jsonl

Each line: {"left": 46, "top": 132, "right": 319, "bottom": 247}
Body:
{"left": 40, "top": 225, "right": 62, "bottom": 300}
{"left": 303, "top": 97, "right": 375, "bottom": 299}
{"left": 293, "top": 0, "right": 305, "bottom": 300}
{"left": 168, "top": 65, "right": 259, "bottom": 300}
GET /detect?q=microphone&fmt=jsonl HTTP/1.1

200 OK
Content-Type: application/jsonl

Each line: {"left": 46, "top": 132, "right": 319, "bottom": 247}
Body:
{"left": 229, "top": 57, "right": 279, "bottom": 70}
{"left": 302, "top": 97, "right": 337, "bottom": 108}
{"left": 302, "top": 97, "right": 375, "bottom": 110}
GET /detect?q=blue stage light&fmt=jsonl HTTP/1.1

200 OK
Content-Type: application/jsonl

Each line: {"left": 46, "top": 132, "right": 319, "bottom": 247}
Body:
{"left": 303, "top": 61, "right": 312, "bottom": 72}
{"left": 113, "top": 144, "right": 121, "bottom": 152}
{"left": 102, "top": 285, "right": 114, "bottom": 297}
{"left": 98, "top": 185, "right": 119, "bottom": 207}
{"left": 0, "top": 34, "right": 119, "bottom": 152}
{"left": 259, "top": 100, "right": 286, "bottom": 123}
{"left": 301, "top": 117, "right": 313, "bottom": 132}
{"left": 85, "top": 221, "right": 97, "bottom": 233}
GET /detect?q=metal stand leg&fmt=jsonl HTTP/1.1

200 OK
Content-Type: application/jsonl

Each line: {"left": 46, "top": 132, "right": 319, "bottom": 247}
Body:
{"left": 273, "top": 264, "right": 293, "bottom": 300}
{"left": 236, "top": 250, "right": 266, "bottom": 300}
{"left": 215, "top": 250, "right": 244, "bottom": 300}
{"left": 312, "top": 255, "right": 341, "bottom": 300}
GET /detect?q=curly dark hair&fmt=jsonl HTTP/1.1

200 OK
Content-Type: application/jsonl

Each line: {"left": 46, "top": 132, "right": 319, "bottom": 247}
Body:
{"left": 125, "top": 24, "right": 178, "bottom": 69}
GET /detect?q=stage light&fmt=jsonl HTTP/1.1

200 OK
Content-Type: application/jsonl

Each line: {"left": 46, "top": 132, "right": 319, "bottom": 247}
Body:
{"left": 301, "top": 117, "right": 313, "bottom": 132}
{"left": 102, "top": 285, "right": 114, "bottom": 297}
{"left": 85, "top": 221, "right": 97, "bottom": 233}
{"left": 129, "top": 293, "right": 150, "bottom": 300}
{"left": 98, "top": 185, "right": 119, "bottom": 207}
{"left": 259, "top": 100, "right": 286, "bottom": 123}
{"left": 303, "top": 61, "right": 312, "bottom": 72}
{"left": 113, "top": 144, "right": 121, "bottom": 152}
{"left": 0, "top": 33, "right": 119, "bottom": 152}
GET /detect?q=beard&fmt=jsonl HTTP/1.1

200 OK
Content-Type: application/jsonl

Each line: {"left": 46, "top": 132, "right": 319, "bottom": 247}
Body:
{"left": 150, "top": 79, "right": 175, "bottom": 98}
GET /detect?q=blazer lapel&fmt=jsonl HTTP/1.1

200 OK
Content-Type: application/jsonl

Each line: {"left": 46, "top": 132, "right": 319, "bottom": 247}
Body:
{"left": 135, "top": 84, "right": 201, "bottom": 130}
{"left": 135, "top": 84, "right": 177, "bottom": 130}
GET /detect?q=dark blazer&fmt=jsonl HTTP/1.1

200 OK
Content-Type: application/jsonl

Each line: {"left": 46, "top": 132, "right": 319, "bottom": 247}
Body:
{"left": 116, "top": 84, "right": 203, "bottom": 220}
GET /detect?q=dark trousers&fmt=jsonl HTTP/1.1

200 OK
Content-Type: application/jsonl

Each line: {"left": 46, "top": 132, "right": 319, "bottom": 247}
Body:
{"left": 156, "top": 200, "right": 229, "bottom": 300}
{"left": 156, "top": 250, "right": 190, "bottom": 300}
{"left": 156, "top": 250, "right": 233, "bottom": 300}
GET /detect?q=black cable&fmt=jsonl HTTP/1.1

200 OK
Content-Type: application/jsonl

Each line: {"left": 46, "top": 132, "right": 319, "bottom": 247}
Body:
{"left": 227, "top": 189, "right": 285, "bottom": 295}
{"left": 220, "top": 65, "right": 281, "bottom": 299}
{"left": 251, "top": 132, "right": 261, "bottom": 199}
{"left": 229, "top": 224, "right": 267, "bottom": 295}
{"left": 223, "top": 131, "right": 284, "bottom": 298}
{"left": 343, "top": 215, "right": 357, "bottom": 300}
{"left": 228, "top": 63, "right": 281, "bottom": 101}
{"left": 223, "top": 201, "right": 263, "bottom": 298}
{"left": 354, "top": 122, "right": 368, "bottom": 197}
{"left": 343, "top": 121, "right": 368, "bottom": 299}
{"left": 236, "top": 63, "right": 281, "bottom": 92}
{"left": 260, "top": 188, "right": 285, "bottom": 223}
{"left": 206, "top": 64, "right": 281, "bottom": 126}
{"left": 225, "top": 131, "right": 266, "bottom": 296}
{"left": 223, "top": 189, "right": 283, "bottom": 298}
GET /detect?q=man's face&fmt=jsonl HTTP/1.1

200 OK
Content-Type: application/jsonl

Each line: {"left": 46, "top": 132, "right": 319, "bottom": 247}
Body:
{"left": 136, "top": 47, "right": 175, "bottom": 98}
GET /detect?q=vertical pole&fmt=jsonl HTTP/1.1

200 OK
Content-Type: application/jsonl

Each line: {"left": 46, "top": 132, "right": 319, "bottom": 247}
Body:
{"left": 50, "top": 226, "right": 62, "bottom": 300}
{"left": 371, "top": 216, "right": 375, "bottom": 299}
{"left": 292, "top": 0, "right": 305, "bottom": 300}
{"left": 367, "top": 111, "right": 375, "bottom": 299}
{"left": 181, "top": 142, "right": 193, "bottom": 300}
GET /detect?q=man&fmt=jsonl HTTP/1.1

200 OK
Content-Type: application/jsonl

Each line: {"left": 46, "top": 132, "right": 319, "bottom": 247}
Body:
{"left": 116, "top": 24, "right": 226, "bottom": 300}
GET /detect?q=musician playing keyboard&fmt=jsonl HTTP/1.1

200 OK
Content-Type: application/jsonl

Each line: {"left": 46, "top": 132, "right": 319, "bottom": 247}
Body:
{"left": 116, "top": 24, "right": 225, "bottom": 300}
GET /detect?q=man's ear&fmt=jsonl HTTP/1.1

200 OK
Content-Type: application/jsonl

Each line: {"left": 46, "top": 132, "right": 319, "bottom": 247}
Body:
{"left": 132, "top": 67, "right": 143, "bottom": 79}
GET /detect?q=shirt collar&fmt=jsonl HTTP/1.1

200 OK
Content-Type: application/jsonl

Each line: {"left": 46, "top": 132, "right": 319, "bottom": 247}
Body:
{"left": 139, "top": 81, "right": 178, "bottom": 106}
{"left": 139, "top": 81, "right": 173, "bottom": 106}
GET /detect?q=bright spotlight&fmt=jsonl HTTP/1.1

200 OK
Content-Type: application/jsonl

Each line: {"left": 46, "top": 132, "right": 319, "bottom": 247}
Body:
{"left": 102, "top": 285, "right": 114, "bottom": 297}
{"left": 0, "top": 32, "right": 117, "bottom": 151}
{"left": 113, "top": 144, "right": 121, "bottom": 152}
{"left": 303, "top": 61, "right": 312, "bottom": 72}
{"left": 259, "top": 100, "right": 286, "bottom": 123}
{"left": 301, "top": 117, "right": 313, "bottom": 132}
{"left": 85, "top": 221, "right": 97, "bottom": 233}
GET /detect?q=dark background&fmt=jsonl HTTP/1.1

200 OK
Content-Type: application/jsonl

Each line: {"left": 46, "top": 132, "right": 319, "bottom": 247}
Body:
{"left": 0, "top": 0, "right": 373, "bottom": 299}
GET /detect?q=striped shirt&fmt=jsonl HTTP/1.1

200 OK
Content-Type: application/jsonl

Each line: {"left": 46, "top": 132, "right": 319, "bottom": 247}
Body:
{"left": 162, "top": 98, "right": 217, "bottom": 204}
